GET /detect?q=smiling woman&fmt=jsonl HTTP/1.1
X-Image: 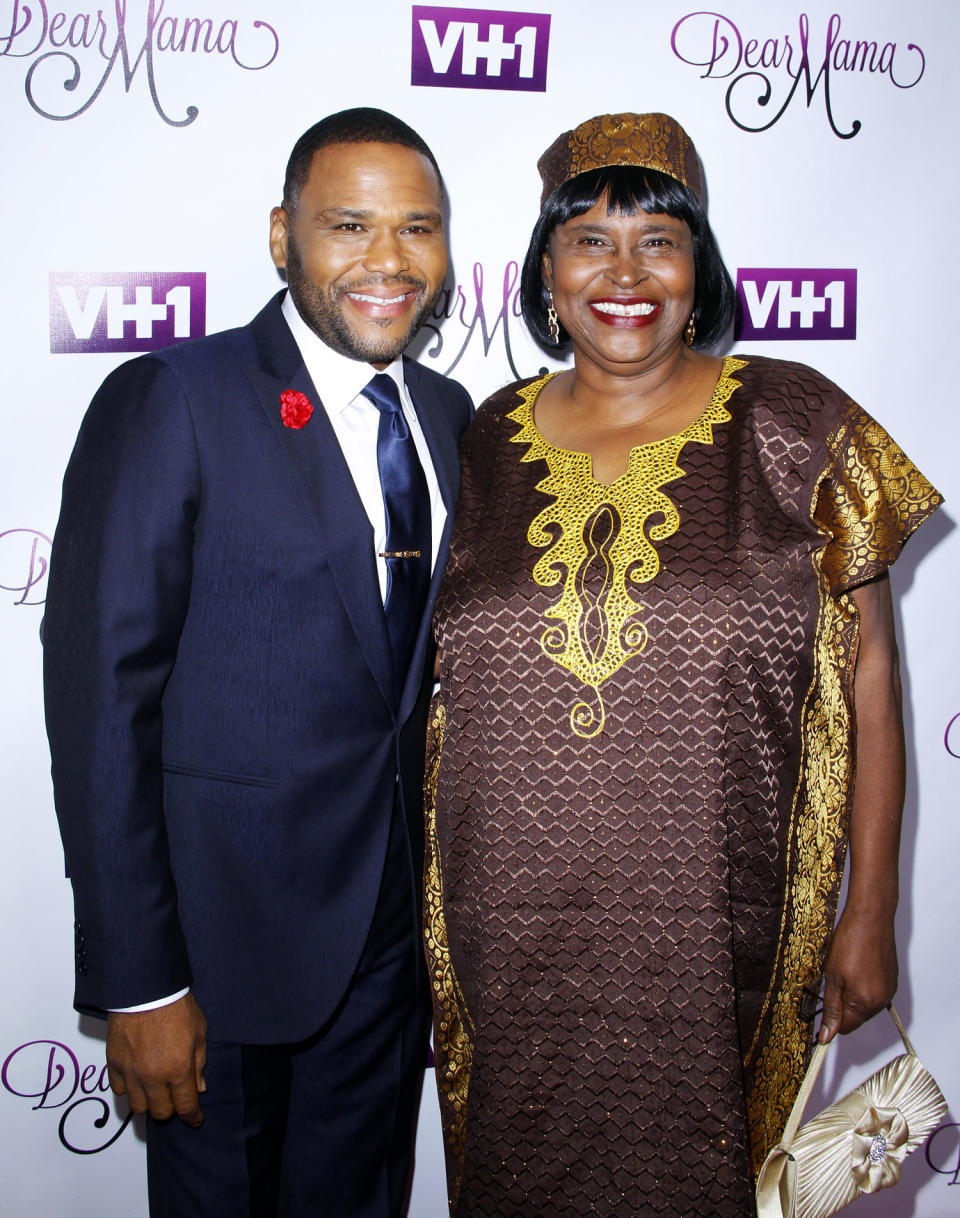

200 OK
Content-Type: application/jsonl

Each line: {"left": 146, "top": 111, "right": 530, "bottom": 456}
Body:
{"left": 423, "top": 112, "right": 942, "bottom": 1217}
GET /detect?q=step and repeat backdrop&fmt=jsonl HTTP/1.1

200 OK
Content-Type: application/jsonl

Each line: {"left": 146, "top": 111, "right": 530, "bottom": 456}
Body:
{"left": 2, "top": 1, "right": 958, "bottom": 1213}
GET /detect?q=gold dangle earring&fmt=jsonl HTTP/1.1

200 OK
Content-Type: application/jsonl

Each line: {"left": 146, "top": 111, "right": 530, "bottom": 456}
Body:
{"left": 684, "top": 313, "right": 696, "bottom": 347}
{"left": 547, "top": 291, "right": 560, "bottom": 345}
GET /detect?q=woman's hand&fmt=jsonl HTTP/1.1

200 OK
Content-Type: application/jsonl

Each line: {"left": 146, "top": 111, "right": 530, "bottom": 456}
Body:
{"left": 819, "top": 904, "right": 898, "bottom": 1043}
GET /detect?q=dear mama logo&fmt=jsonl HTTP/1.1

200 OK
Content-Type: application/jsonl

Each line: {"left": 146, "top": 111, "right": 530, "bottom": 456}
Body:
{"left": 2, "top": 1038, "right": 132, "bottom": 1154}
{"left": 0, "top": 0, "right": 278, "bottom": 126}
{"left": 671, "top": 11, "right": 925, "bottom": 139}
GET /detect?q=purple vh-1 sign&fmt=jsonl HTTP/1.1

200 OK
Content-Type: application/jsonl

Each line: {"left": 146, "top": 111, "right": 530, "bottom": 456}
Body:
{"left": 736, "top": 268, "right": 857, "bottom": 340}
{"left": 411, "top": 6, "right": 550, "bottom": 91}
{"left": 49, "top": 272, "right": 207, "bottom": 354}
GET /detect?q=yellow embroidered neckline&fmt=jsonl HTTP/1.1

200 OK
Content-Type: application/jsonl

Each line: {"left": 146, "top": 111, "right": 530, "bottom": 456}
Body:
{"left": 507, "top": 355, "right": 747, "bottom": 738}
{"left": 511, "top": 354, "right": 747, "bottom": 481}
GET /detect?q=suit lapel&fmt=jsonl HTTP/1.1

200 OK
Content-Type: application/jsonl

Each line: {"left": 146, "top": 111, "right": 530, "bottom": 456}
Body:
{"left": 405, "top": 357, "right": 458, "bottom": 519}
{"left": 245, "top": 296, "right": 394, "bottom": 708}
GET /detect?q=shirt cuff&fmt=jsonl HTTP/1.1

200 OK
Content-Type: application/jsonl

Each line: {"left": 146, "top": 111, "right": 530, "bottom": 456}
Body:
{"left": 107, "top": 987, "right": 190, "bottom": 1013}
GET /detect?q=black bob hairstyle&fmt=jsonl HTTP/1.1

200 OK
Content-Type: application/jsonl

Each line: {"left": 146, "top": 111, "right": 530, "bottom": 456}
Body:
{"left": 520, "top": 165, "right": 736, "bottom": 351}
{"left": 282, "top": 107, "right": 443, "bottom": 214}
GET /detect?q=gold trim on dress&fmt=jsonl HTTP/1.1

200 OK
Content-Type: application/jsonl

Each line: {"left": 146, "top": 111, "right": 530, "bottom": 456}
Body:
{"left": 743, "top": 576, "right": 856, "bottom": 1173}
{"left": 423, "top": 698, "right": 475, "bottom": 1210}
{"left": 508, "top": 356, "right": 746, "bottom": 738}
{"left": 744, "top": 395, "right": 941, "bottom": 1173}
{"left": 815, "top": 398, "right": 942, "bottom": 593}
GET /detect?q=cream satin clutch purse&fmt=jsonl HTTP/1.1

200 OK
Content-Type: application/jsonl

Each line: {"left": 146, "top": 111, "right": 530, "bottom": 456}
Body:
{"left": 756, "top": 1006, "right": 948, "bottom": 1218}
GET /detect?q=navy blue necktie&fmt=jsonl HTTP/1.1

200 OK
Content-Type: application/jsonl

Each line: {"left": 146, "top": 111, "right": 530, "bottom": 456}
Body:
{"left": 362, "top": 373, "right": 432, "bottom": 692}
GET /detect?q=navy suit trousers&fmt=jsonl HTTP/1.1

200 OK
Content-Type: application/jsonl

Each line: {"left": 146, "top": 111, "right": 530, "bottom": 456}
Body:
{"left": 145, "top": 799, "right": 431, "bottom": 1218}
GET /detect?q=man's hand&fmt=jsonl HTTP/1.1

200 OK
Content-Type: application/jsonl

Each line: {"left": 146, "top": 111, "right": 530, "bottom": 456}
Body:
{"left": 819, "top": 904, "right": 898, "bottom": 1044}
{"left": 106, "top": 993, "right": 207, "bottom": 1125}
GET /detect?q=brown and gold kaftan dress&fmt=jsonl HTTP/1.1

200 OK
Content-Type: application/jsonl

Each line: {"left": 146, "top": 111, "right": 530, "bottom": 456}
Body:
{"left": 425, "top": 355, "right": 940, "bottom": 1217}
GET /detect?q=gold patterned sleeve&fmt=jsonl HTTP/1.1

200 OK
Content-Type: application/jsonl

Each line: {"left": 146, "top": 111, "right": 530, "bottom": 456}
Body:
{"left": 813, "top": 397, "right": 943, "bottom": 595}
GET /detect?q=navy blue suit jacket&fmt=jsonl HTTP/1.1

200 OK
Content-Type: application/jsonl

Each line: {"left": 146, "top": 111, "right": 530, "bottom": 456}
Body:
{"left": 43, "top": 292, "right": 472, "bottom": 1043}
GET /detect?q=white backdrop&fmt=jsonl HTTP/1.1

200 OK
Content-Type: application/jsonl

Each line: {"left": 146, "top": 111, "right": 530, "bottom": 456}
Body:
{"left": 2, "top": 1, "right": 958, "bottom": 1214}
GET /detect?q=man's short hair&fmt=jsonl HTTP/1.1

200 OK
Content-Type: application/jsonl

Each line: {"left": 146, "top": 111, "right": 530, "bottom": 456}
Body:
{"left": 282, "top": 107, "right": 443, "bottom": 212}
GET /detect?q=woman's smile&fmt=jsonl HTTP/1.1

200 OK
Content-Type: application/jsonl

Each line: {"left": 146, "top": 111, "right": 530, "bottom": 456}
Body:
{"left": 588, "top": 296, "right": 661, "bottom": 325}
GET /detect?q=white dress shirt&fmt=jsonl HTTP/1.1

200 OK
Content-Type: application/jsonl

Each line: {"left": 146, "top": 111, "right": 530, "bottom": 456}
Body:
{"left": 282, "top": 292, "right": 446, "bottom": 598}
{"left": 110, "top": 292, "right": 447, "bottom": 1014}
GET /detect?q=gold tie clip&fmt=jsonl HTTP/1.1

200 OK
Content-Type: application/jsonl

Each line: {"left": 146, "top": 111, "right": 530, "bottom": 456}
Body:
{"left": 379, "top": 550, "right": 422, "bottom": 559}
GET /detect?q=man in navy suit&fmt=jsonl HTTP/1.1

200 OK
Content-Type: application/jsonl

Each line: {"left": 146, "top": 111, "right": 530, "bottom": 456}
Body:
{"left": 43, "top": 108, "right": 472, "bottom": 1217}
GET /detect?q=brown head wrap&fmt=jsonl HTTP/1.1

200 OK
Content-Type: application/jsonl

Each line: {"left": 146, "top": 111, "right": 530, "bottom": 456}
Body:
{"left": 537, "top": 112, "right": 703, "bottom": 208}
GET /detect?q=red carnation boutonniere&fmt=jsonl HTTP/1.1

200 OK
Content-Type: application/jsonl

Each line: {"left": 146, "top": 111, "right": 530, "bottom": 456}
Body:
{"left": 280, "top": 389, "right": 314, "bottom": 429}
